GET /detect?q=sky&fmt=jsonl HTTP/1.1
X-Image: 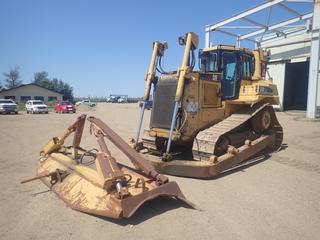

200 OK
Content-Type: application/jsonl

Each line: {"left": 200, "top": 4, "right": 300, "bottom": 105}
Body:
{"left": 0, "top": 0, "right": 313, "bottom": 97}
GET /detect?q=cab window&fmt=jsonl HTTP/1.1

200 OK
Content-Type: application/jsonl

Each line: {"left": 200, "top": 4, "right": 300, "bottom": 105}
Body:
{"left": 200, "top": 52, "right": 218, "bottom": 72}
{"left": 242, "top": 55, "right": 254, "bottom": 79}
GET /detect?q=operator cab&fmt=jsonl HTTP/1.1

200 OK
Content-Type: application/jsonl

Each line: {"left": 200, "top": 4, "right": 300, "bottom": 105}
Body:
{"left": 199, "top": 46, "right": 255, "bottom": 100}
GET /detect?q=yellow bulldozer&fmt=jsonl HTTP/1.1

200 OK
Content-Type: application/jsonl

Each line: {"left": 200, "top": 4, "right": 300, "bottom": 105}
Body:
{"left": 21, "top": 31, "right": 283, "bottom": 220}
{"left": 132, "top": 32, "right": 283, "bottom": 178}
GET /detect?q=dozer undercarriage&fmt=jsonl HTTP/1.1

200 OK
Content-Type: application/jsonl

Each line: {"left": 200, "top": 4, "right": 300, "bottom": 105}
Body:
{"left": 141, "top": 103, "right": 283, "bottom": 178}
{"left": 21, "top": 115, "right": 194, "bottom": 219}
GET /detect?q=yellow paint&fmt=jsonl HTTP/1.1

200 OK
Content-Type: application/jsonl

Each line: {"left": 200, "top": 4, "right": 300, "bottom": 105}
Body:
{"left": 148, "top": 41, "right": 280, "bottom": 143}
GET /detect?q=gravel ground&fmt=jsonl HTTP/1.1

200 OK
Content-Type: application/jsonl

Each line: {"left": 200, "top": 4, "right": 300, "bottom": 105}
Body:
{"left": 0, "top": 103, "right": 319, "bottom": 240}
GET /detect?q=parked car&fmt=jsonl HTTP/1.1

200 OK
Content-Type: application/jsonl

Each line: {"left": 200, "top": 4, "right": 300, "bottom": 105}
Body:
{"left": 25, "top": 100, "right": 48, "bottom": 114}
{"left": 54, "top": 101, "right": 76, "bottom": 113}
{"left": 76, "top": 99, "right": 96, "bottom": 107}
{"left": 0, "top": 99, "right": 18, "bottom": 114}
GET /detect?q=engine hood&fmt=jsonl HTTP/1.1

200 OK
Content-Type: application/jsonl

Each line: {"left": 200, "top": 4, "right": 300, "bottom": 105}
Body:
{"left": 0, "top": 103, "right": 17, "bottom": 107}
{"left": 33, "top": 104, "right": 47, "bottom": 108}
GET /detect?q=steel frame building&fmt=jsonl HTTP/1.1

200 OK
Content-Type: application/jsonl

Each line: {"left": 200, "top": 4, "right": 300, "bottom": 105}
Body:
{"left": 205, "top": 0, "right": 319, "bottom": 118}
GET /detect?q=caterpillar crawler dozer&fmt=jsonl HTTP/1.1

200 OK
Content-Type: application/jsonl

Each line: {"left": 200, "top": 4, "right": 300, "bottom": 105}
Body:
{"left": 131, "top": 32, "right": 283, "bottom": 178}
{"left": 21, "top": 115, "right": 194, "bottom": 219}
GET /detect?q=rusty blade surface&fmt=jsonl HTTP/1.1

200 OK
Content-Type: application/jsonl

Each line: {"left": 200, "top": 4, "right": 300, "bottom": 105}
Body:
{"left": 32, "top": 116, "right": 195, "bottom": 220}
{"left": 38, "top": 153, "right": 194, "bottom": 219}
{"left": 121, "top": 181, "right": 192, "bottom": 218}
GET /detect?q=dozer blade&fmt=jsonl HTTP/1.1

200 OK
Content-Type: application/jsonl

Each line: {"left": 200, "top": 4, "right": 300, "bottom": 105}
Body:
{"left": 37, "top": 153, "right": 190, "bottom": 219}
{"left": 23, "top": 115, "right": 194, "bottom": 219}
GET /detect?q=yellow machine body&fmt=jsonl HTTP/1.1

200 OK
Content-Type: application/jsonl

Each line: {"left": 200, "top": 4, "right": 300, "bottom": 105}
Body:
{"left": 134, "top": 32, "right": 283, "bottom": 178}
{"left": 147, "top": 72, "right": 279, "bottom": 143}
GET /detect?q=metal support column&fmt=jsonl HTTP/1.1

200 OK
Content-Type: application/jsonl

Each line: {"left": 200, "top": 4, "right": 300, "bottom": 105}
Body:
{"left": 236, "top": 36, "right": 241, "bottom": 47}
{"left": 306, "top": 0, "right": 320, "bottom": 118}
{"left": 205, "top": 30, "right": 210, "bottom": 47}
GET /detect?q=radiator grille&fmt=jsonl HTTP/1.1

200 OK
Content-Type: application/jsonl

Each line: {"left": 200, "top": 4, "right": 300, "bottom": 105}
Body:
{"left": 150, "top": 77, "right": 178, "bottom": 129}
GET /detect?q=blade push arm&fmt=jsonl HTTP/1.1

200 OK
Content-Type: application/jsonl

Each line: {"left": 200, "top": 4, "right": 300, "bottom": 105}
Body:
{"left": 143, "top": 41, "right": 168, "bottom": 101}
{"left": 175, "top": 32, "right": 199, "bottom": 102}
{"left": 90, "top": 125, "right": 130, "bottom": 198}
{"left": 165, "top": 32, "right": 199, "bottom": 156}
{"left": 135, "top": 41, "right": 168, "bottom": 145}
{"left": 88, "top": 116, "right": 168, "bottom": 185}
{"left": 41, "top": 114, "right": 87, "bottom": 156}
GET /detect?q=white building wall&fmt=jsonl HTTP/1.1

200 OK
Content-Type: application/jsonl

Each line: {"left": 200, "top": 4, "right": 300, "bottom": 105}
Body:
{"left": 263, "top": 34, "right": 311, "bottom": 62}
{"left": 261, "top": 32, "right": 320, "bottom": 108}
{"left": 267, "top": 63, "right": 286, "bottom": 110}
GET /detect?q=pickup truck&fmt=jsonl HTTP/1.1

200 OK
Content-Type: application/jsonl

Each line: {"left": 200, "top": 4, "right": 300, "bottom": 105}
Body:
{"left": 75, "top": 100, "right": 96, "bottom": 107}
{"left": 0, "top": 99, "right": 18, "bottom": 114}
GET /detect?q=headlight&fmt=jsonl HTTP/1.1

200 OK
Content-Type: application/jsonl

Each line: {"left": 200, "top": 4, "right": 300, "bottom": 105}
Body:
{"left": 259, "top": 86, "right": 273, "bottom": 94}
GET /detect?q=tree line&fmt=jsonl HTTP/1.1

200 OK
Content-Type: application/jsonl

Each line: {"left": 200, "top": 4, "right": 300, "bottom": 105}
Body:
{"left": 1, "top": 66, "right": 74, "bottom": 100}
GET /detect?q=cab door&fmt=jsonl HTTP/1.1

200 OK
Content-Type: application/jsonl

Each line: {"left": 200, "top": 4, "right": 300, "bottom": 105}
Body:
{"left": 221, "top": 52, "right": 241, "bottom": 100}
{"left": 201, "top": 80, "right": 221, "bottom": 108}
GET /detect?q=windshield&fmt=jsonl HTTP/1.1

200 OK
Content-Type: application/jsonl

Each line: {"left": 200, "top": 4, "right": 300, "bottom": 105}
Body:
{"left": 0, "top": 100, "right": 14, "bottom": 104}
{"left": 33, "top": 101, "right": 44, "bottom": 105}
{"left": 200, "top": 51, "right": 218, "bottom": 72}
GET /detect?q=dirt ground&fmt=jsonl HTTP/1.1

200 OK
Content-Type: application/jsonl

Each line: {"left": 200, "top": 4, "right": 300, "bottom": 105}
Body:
{"left": 0, "top": 103, "right": 319, "bottom": 240}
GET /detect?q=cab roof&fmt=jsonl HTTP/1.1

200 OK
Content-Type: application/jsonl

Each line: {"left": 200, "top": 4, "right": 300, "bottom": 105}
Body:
{"left": 203, "top": 45, "right": 254, "bottom": 55}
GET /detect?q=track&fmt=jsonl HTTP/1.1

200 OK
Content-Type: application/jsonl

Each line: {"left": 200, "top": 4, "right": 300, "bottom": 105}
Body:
{"left": 192, "top": 104, "right": 283, "bottom": 161}
{"left": 141, "top": 129, "right": 158, "bottom": 152}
